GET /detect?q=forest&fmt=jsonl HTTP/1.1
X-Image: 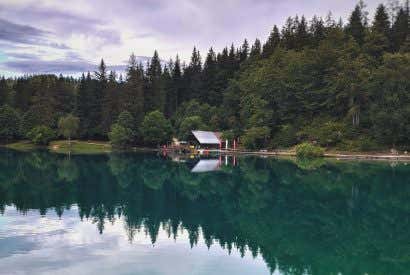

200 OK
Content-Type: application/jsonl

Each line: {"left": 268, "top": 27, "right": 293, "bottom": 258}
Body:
{"left": 0, "top": 1, "right": 409, "bottom": 150}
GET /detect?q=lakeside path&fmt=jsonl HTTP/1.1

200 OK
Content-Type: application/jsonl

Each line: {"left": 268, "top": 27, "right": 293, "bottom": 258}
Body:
{"left": 207, "top": 149, "right": 410, "bottom": 161}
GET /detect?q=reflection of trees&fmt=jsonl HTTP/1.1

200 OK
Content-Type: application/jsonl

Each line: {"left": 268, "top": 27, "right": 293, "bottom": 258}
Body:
{"left": 0, "top": 149, "right": 409, "bottom": 274}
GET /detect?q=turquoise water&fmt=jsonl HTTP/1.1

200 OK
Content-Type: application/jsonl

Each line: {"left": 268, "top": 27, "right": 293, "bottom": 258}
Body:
{"left": 0, "top": 149, "right": 409, "bottom": 275}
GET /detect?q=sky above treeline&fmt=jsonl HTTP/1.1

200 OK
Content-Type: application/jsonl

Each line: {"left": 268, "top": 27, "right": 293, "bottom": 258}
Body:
{"left": 0, "top": 0, "right": 381, "bottom": 77}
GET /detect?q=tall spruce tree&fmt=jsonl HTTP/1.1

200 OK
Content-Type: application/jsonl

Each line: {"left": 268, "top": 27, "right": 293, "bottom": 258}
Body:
{"left": 145, "top": 50, "right": 164, "bottom": 112}
{"left": 0, "top": 77, "right": 10, "bottom": 106}
{"left": 201, "top": 48, "right": 219, "bottom": 105}
{"left": 239, "top": 39, "right": 249, "bottom": 62}
{"left": 122, "top": 53, "right": 144, "bottom": 126}
{"left": 391, "top": 7, "right": 409, "bottom": 51}
{"left": 262, "top": 25, "right": 280, "bottom": 58}
{"left": 101, "top": 71, "right": 120, "bottom": 135}
{"left": 183, "top": 47, "right": 202, "bottom": 101}
{"left": 250, "top": 39, "right": 262, "bottom": 59}
{"left": 346, "top": 2, "right": 367, "bottom": 45}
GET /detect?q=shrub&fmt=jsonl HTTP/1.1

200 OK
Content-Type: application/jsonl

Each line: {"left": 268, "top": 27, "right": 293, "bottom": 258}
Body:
{"left": 58, "top": 114, "right": 79, "bottom": 143}
{"left": 241, "top": 126, "right": 270, "bottom": 150}
{"left": 140, "top": 111, "right": 172, "bottom": 146}
{"left": 295, "top": 142, "right": 325, "bottom": 158}
{"left": 108, "top": 123, "right": 132, "bottom": 148}
{"left": 27, "top": 126, "right": 56, "bottom": 145}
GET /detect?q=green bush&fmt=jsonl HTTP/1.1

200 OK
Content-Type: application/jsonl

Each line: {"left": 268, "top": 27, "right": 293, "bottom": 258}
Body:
{"left": 295, "top": 142, "right": 325, "bottom": 158}
{"left": 27, "top": 126, "right": 56, "bottom": 145}
{"left": 108, "top": 123, "right": 132, "bottom": 148}
{"left": 241, "top": 126, "right": 270, "bottom": 150}
{"left": 140, "top": 111, "right": 172, "bottom": 146}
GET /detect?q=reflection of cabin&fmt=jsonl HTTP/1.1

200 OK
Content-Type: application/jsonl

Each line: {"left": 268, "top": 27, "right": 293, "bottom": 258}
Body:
{"left": 189, "top": 130, "right": 221, "bottom": 149}
{"left": 191, "top": 159, "right": 221, "bottom": 173}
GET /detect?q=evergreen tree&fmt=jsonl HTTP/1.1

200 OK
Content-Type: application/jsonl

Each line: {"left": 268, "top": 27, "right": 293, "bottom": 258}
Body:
{"left": 346, "top": 2, "right": 367, "bottom": 45}
{"left": 169, "top": 55, "right": 182, "bottom": 115}
{"left": 373, "top": 4, "right": 391, "bottom": 36}
{"left": 183, "top": 47, "right": 202, "bottom": 101}
{"left": 391, "top": 7, "right": 409, "bottom": 51}
{"left": 0, "top": 77, "right": 10, "bottom": 106}
{"left": 250, "top": 39, "right": 262, "bottom": 59}
{"left": 239, "top": 39, "right": 249, "bottom": 62}
{"left": 282, "top": 17, "right": 296, "bottom": 49}
{"left": 101, "top": 71, "right": 120, "bottom": 135}
{"left": 262, "top": 25, "right": 280, "bottom": 58}
{"left": 122, "top": 53, "right": 145, "bottom": 126}
{"left": 145, "top": 50, "right": 164, "bottom": 112}
{"left": 201, "top": 48, "right": 219, "bottom": 105}
{"left": 295, "top": 16, "right": 310, "bottom": 49}
{"left": 310, "top": 16, "right": 325, "bottom": 46}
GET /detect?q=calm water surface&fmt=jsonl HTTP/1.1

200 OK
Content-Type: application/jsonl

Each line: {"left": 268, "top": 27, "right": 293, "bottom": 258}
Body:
{"left": 0, "top": 149, "right": 409, "bottom": 275}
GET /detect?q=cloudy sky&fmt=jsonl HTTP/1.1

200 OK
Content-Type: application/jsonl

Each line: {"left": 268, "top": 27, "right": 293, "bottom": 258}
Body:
{"left": 0, "top": 0, "right": 380, "bottom": 77}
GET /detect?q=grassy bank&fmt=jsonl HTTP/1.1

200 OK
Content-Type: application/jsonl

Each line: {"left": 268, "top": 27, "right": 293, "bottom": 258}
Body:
{"left": 49, "top": 140, "right": 112, "bottom": 154}
{"left": 2, "top": 140, "right": 112, "bottom": 154}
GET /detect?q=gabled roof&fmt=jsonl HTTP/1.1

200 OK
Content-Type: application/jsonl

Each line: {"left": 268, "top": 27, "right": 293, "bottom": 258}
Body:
{"left": 191, "top": 130, "right": 220, "bottom": 144}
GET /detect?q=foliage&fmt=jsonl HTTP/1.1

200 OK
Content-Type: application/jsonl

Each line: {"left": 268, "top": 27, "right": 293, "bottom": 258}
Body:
{"left": 27, "top": 125, "right": 56, "bottom": 145}
{"left": 241, "top": 127, "right": 270, "bottom": 150}
{"left": 0, "top": 105, "right": 21, "bottom": 142}
{"left": 298, "top": 120, "right": 346, "bottom": 147}
{"left": 271, "top": 124, "right": 298, "bottom": 148}
{"left": 178, "top": 116, "right": 206, "bottom": 140}
{"left": 58, "top": 114, "right": 79, "bottom": 142}
{"left": 295, "top": 142, "right": 325, "bottom": 158}
{"left": 140, "top": 110, "right": 172, "bottom": 146}
{"left": 108, "top": 124, "right": 132, "bottom": 148}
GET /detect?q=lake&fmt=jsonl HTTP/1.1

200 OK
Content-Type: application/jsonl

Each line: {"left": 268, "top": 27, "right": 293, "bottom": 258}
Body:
{"left": 0, "top": 149, "right": 409, "bottom": 275}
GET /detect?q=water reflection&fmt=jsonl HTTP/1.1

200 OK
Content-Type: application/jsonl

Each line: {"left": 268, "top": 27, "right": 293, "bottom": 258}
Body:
{"left": 0, "top": 149, "right": 409, "bottom": 274}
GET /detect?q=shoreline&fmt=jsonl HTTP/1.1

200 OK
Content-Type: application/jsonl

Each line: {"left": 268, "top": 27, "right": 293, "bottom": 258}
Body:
{"left": 206, "top": 149, "right": 410, "bottom": 161}
{"left": 2, "top": 140, "right": 410, "bottom": 161}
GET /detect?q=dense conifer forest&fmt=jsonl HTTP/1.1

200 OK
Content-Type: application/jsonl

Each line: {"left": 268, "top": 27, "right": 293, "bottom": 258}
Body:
{"left": 0, "top": 1, "right": 409, "bottom": 150}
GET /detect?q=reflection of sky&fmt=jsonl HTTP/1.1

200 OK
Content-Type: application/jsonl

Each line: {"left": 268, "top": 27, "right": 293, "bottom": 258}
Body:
{"left": 0, "top": 206, "right": 270, "bottom": 275}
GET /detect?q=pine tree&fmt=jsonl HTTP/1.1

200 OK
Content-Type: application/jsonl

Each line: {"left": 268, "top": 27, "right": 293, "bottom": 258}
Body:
{"left": 228, "top": 44, "right": 239, "bottom": 72}
{"left": 310, "top": 16, "right": 325, "bottom": 46}
{"left": 295, "top": 16, "right": 310, "bottom": 49}
{"left": 201, "top": 48, "right": 219, "bottom": 105}
{"left": 364, "top": 4, "right": 391, "bottom": 58}
{"left": 262, "top": 25, "right": 280, "bottom": 58}
{"left": 391, "top": 7, "right": 409, "bottom": 51}
{"left": 373, "top": 4, "right": 391, "bottom": 35}
{"left": 346, "top": 3, "right": 367, "bottom": 45}
{"left": 170, "top": 55, "right": 182, "bottom": 115}
{"left": 250, "top": 39, "right": 261, "bottom": 59}
{"left": 101, "top": 71, "right": 120, "bottom": 135}
{"left": 183, "top": 47, "right": 202, "bottom": 101}
{"left": 282, "top": 17, "right": 296, "bottom": 49}
{"left": 0, "top": 77, "right": 9, "bottom": 106}
{"left": 239, "top": 39, "right": 249, "bottom": 62}
{"left": 122, "top": 53, "right": 144, "bottom": 126}
{"left": 145, "top": 50, "right": 164, "bottom": 112}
